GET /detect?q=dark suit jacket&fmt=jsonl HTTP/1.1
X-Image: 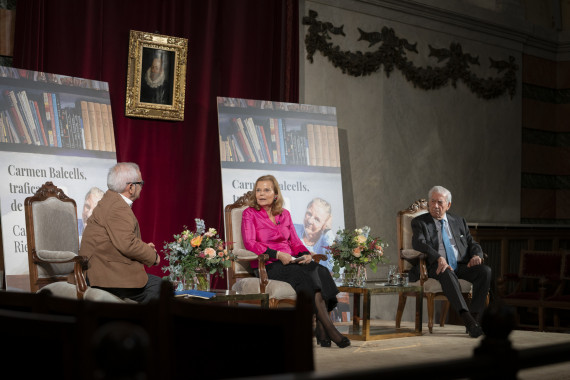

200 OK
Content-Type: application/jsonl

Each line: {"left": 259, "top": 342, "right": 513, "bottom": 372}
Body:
{"left": 411, "top": 212, "right": 483, "bottom": 271}
{"left": 80, "top": 190, "right": 156, "bottom": 288}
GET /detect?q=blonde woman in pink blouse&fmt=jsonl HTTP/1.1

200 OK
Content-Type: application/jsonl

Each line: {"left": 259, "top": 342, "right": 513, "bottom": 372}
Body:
{"left": 242, "top": 174, "right": 350, "bottom": 348}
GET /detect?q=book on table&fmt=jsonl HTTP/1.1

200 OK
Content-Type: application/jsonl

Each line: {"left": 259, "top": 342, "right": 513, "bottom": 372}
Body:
{"left": 174, "top": 289, "right": 216, "bottom": 299}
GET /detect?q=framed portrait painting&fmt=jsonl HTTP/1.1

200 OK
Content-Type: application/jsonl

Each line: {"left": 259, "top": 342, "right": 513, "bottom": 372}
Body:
{"left": 125, "top": 30, "right": 188, "bottom": 121}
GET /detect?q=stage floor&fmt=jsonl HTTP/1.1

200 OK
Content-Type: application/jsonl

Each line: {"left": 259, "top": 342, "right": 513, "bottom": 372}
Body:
{"left": 314, "top": 320, "right": 570, "bottom": 379}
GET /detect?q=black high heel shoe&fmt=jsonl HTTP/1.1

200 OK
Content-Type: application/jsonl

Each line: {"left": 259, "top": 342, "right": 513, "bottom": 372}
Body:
{"left": 316, "top": 337, "right": 331, "bottom": 347}
{"left": 334, "top": 337, "right": 351, "bottom": 348}
{"left": 315, "top": 321, "right": 332, "bottom": 347}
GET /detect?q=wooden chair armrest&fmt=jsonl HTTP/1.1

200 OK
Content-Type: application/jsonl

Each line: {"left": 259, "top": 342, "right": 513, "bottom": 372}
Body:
{"left": 500, "top": 273, "right": 520, "bottom": 281}
{"left": 72, "top": 256, "right": 88, "bottom": 298}
{"left": 401, "top": 249, "right": 423, "bottom": 260}
{"left": 539, "top": 285, "right": 547, "bottom": 300}
{"left": 31, "top": 248, "right": 78, "bottom": 264}
{"left": 257, "top": 254, "right": 269, "bottom": 293}
{"left": 312, "top": 253, "right": 327, "bottom": 263}
{"left": 234, "top": 255, "right": 261, "bottom": 263}
{"left": 419, "top": 257, "right": 428, "bottom": 283}
{"left": 497, "top": 273, "right": 522, "bottom": 297}
{"left": 497, "top": 273, "right": 520, "bottom": 286}
{"left": 228, "top": 250, "right": 271, "bottom": 294}
{"left": 551, "top": 280, "right": 567, "bottom": 297}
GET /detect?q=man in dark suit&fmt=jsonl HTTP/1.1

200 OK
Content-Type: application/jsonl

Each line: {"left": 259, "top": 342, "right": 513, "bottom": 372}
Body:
{"left": 411, "top": 186, "right": 491, "bottom": 338}
{"left": 80, "top": 162, "right": 162, "bottom": 302}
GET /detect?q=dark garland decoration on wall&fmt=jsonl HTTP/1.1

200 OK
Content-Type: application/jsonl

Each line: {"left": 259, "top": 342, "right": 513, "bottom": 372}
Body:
{"left": 302, "top": 10, "right": 518, "bottom": 100}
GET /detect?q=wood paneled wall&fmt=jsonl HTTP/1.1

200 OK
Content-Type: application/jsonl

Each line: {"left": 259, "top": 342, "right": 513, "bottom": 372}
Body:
{"left": 521, "top": 55, "right": 570, "bottom": 225}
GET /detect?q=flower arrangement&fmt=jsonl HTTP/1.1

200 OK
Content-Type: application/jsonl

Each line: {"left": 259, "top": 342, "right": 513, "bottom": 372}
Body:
{"left": 162, "top": 219, "right": 233, "bottom": 286}
{"left": 327, "top": 226, "right": 388, "bottom": 281}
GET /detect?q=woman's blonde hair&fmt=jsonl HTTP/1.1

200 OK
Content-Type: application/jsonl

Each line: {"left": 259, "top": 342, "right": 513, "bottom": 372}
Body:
{"left": 249, "top": 174, "right": 284, "bottom": 215}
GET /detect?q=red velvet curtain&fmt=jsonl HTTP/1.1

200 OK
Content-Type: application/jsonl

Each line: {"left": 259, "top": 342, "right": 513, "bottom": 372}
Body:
{"left": 13, "top": 0, "right": 299, "bottom": 287}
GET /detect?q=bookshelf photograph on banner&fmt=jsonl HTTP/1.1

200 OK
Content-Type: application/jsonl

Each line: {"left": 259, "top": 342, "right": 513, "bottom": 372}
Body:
{"left": 0, "top": 66, "right": 117, "bottom": 291}
{"left": 217, "top": 97, "right": 349, "bottom": 321}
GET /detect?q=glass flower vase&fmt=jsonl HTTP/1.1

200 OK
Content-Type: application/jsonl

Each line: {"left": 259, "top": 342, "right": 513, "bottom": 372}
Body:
{"left": 343, "top": 264, "right": 366, "bottom": 287}
{"left": 342, "top": 266, "right": 355, "bottom": 286}
{"left": 354, "top": 264, "right": 367, "bottom": 287}
{"left": 195, "top": 270, "right": 211, "bottom": 291}
{"left": 182, "top": 271, "right": 196, "bottom": 290}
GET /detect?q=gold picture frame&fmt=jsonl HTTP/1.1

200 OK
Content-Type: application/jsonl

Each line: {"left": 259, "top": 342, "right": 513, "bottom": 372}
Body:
{"left": 125, "top": 30, "right": 188, "bottom": 121}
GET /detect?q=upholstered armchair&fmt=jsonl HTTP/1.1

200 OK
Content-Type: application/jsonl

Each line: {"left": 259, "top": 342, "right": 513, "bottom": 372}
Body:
{"left": 25, "top": 182, "right": 128, "bottom": 302}
{"left": 224, "top": 191, "right": 326, "bottom": 308}
{"left": 395, "top": 199, "right": 473, "bottom": 333}
{"left": 25, "top": 181, "right": 88, "bottom": 298}
{"left": 498, "top": 250, "right": 564, "bottom": 331}
{"left": 546, "top": 251, "right": 570, "bottom": 331}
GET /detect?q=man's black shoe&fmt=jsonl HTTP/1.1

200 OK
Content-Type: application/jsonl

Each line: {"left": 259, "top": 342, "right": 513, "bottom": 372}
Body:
{"left": 461, "top": 311, "right": 483, "bottom": 338}
{"left": 466, "top": 322, "right": 483, "bottom": 338}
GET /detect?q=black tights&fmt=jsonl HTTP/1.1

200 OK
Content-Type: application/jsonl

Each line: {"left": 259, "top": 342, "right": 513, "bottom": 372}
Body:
{"left": 314, "top": 291, "right": 344, "bottom": 344}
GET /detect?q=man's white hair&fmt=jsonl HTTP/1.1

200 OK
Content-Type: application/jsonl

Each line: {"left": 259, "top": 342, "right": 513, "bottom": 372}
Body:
{"left": 428, "top": 186, "right": 452, "bottom": 203}
{"left": 107, "top": 162, "right": 140, "bottom": 193}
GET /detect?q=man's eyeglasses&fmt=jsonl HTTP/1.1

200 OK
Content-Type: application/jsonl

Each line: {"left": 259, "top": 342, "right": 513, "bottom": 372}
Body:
{"left": 127, "top": 181, "right": 145, "bottom": 187}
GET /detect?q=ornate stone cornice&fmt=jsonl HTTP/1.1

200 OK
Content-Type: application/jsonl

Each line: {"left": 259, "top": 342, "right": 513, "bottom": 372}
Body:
{"left": 302, "top": 9, "right": 518, "bottom": 100}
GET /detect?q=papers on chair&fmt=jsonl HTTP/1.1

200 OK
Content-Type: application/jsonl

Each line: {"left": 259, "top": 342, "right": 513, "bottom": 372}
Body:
{"left": 174, "top": 290, "right": 216, "bottom": 299}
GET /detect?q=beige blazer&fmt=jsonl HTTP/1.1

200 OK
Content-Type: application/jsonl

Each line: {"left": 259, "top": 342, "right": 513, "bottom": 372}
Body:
{"left": 80, "top": 190, "right": 156, "bottom": 288}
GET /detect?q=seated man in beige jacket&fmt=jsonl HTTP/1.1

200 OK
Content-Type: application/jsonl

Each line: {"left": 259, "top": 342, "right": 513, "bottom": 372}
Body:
{"left": 80, "top": 162, "right": 161, "bottom": 302}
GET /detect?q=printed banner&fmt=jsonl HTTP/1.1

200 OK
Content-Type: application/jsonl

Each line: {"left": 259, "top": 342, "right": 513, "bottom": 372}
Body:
{"left": 0, "top": 66, "right": 117, "bottom": 291}
{"left": 217, "top": 97, "right": 344, "bottom": 272}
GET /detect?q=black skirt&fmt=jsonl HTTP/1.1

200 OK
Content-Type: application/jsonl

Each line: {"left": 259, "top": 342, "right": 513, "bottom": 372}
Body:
{"left": 265, "top": 261, "right": 339, "bottom": 312}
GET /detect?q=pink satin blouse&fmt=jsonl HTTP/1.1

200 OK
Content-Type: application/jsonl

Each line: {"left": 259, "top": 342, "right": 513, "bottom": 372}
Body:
{"left": 241, "top": 207, "right": 308, "bottom": 268}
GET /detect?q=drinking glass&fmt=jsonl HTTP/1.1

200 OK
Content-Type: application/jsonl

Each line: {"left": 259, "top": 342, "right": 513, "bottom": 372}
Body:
{"left": 388, "top": 265, "right": 398, "bottom": 285}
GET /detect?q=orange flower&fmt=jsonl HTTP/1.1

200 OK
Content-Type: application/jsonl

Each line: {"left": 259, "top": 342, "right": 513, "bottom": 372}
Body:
{"left": 191, "top": 235, "right": 202, "bottom": 247}
{"left": 352, "top": 247, "right": 362, "bottom": 257}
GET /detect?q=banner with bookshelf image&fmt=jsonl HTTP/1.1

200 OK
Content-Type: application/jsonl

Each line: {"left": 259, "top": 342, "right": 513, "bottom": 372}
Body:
{"left": 218, "top": 97, "right": 350, "bottom": 322}
{"left": 0, "top": 66, "right": 117, "bottom": 291}
{"left": 218, "top": 97, "right": 340, "bottom": 169}
{"left": 0, "top": 66, "right": 115, "bottom": 154}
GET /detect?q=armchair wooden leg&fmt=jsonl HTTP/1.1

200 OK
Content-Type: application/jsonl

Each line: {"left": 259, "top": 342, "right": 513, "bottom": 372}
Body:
{"left": 440, "top": 300, "right": 450, "bottom": 327}
{"left": 538, "top": 306, "right": 545, "bottom": 331}
{"left": 427, "top": 294, "right": 435, "bottom": 333}
{"left": 514, "top": 307, "right": 521, "bottom": 326}
{"left": 396, "top": 293, "right": 407, "bottom": 328}
{"left": 554, "top": 312, "right": 560, "bottom": 329}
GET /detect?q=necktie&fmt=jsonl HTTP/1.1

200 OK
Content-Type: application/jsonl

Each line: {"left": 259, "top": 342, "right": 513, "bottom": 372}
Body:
{"left": 440, "top": 219, "right": 457, "bottom": 270}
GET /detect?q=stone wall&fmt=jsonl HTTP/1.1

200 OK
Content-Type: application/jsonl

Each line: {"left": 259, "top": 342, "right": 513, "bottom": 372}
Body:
{"left": 299, "top": 0, "right": 528, "bottom": 320}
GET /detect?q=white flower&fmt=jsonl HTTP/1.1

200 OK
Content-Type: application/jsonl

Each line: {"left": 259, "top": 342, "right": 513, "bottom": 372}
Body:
{"left": 204, "top": 228, "right": 217, "bottom": 237}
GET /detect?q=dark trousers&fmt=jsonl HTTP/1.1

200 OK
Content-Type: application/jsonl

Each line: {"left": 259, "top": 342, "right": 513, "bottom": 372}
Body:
{"left": 92, "top": 274, "right": 162, "bottom": 303}
{"left": 428, "top": 263, "right": 491, "bottom": 316}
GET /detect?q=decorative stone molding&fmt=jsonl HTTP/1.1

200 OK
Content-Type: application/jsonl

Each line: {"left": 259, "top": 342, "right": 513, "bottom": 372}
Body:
{"left": 302, "top": 10, "right": 518, "bottom": 100}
